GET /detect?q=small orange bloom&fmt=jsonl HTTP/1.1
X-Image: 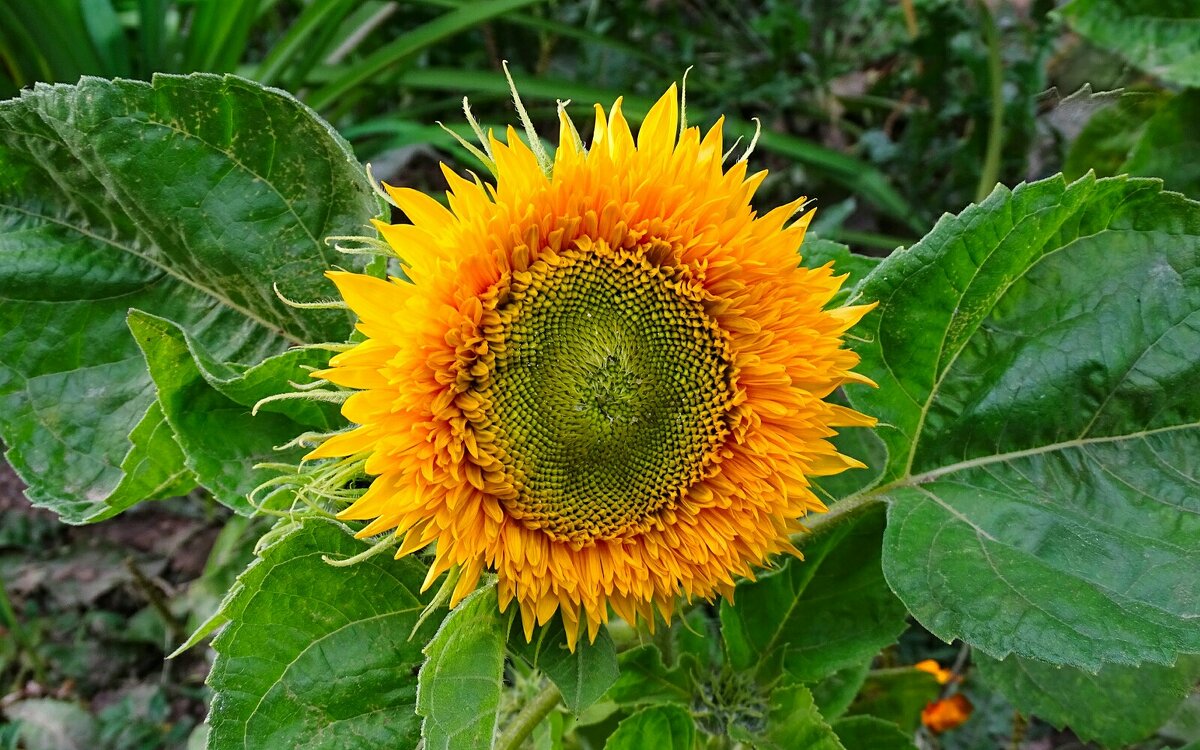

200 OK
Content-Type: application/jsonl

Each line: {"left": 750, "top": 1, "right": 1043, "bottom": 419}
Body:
{"left": 922, "top": 694, "right": 973, "bottom": 733}
{"left": 915, "top": 659, "right": 955, "bottom": 685}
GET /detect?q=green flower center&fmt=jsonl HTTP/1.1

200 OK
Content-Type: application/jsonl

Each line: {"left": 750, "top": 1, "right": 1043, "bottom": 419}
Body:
{"left": 473, "top": 243, "right": 735, "bottom": 542}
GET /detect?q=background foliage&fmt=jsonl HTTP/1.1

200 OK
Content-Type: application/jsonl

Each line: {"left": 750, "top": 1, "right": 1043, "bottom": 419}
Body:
{"left": 1, "top": 1, "right": 1198, "bottom": 749}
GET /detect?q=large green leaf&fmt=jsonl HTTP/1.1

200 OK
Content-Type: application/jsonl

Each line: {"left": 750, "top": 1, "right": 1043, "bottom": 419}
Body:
{"left": 0, "top": 73, "right": 379, "bottom": 522}
{"left": 509, "top": 617, "right": 620, "bottom": 717}
{"left": 1058, "top": 0, "right": 1200, "bottom": 87}
{"left": 848, "top": 174, "right": 1200, "bottom": 669}
{"left": 603, "top": 705, "right": 695, "bottom": 750}
{"left": 128, "top": 311, "right": 342, "bottom": 514}
{"left": 976, "top": 653, "right": 1200, "bottom": 748}
{"left": 417, "top": 586, "right": 507, "bottom": 750}
{"left": 206, "top": 519, "right": 436, "bottom": 750}
{"left": 720, "top": 506, "right": 907, "bottom": 683}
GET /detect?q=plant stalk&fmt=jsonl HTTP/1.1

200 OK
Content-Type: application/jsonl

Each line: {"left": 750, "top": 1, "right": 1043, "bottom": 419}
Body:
{"left": 975, "top": 0, "right": 1005, "bottom": 203}
{"left": 496, "top": 682, "right": 562, "bottom": 750}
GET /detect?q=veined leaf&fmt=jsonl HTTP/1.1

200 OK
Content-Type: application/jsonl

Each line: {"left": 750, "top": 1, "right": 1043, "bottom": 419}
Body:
{"left": 0, "top": 73, "right": 380, "bottom": 522}
{"left": 417, "top": 586, "right": 507, "bottom": 750}
{"left": 848, "top": 174, "right": 1200, "bottom": 668}
{"left": 733, "top": 684, "right": 845, "bottom": 750}
{"left": 128, "top": 311, "right": 342, "bottom": 515}
{"left": 1058, "top": 0, "right": 1200, "bottom": 87}
{"left": 509, "top": 617, "right": 620, "bottom": 717}
{"left": 207, "top": 519, "right": 436, "bottom": 750}
{"left": 1122, "top": 90, "right": 1200, "bottom": 200}
{"left": 603, "top": 705, "right": 695, "bottom": 750}
{"left": 606, "top": 645, "right": 697, "bottom": 708}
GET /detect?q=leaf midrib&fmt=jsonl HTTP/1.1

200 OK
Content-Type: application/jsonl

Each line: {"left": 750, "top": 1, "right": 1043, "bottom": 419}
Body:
{"left": 1, "top": 200, "right": 302, "bottom": 345}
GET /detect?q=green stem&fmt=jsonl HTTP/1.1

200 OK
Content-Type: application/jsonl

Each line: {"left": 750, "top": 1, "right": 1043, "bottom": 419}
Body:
{"left": 0, "top": 579, "right": 47, "bottom": 684}
{"left": 496, "top": 682, "right": 562, "bottom": 750}
{"left": 975, "top": 0, "right": 1004, "bottom": 204}
{"left": 792, "top": 489, "right": 886, "bottom": 544}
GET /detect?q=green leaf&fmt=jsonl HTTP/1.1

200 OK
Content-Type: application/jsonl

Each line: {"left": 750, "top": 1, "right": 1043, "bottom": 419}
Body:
{"left": 306, "top": 0, "right": 544, "bottom": 111}
{"left": 811, "top": 661, "right": 872, "bottom": 721}
{"left": 1123, "top": 90, "right": 1200, "bottom": 199}
{"left": 1058, "top": 0, "right": 1200, "bottom": 87}
{"left": 128, "top": 311, "right": 341, "bottom": 514}
{"left": 417, "top": 586, "right": 506, "bottom": 750}
{"left": 4, "top": 699, "right": 98, "bottom": 750}
{"left": 832, "top": 716, "right": 917, "bottom": 750}
{"left": 799, "top": 237, "right": 883, "bottom": 306}
{"left": 1161, "top": 692, "right": 1200, "bottom": 746}
{"left": 509, "top": 618, "right": 620, "bottom": 716}
{"left": 976, "top": 653, "right": 1200, "bottom": 748}
{"left": 207, "top": 519, "right": 436, "bottom": 750}
{"left": 738, "top": 684, "right": 844, "bottom": 750}
{"left": 606, "top": 645, "right": 696, "bottom": 707}
{"left": 603, "top": 705, "right": 696, "bottom": 750}
{"left": 844, "top": 668, "right": 940, "bottom": 734}
{"left": 1063, "top": 89, "right": 1170, "bottom": 182}
{"left": 799, "top": 237, "right": 886, "bottom": 501}
{"left": 0, "top": 73, "right": 380, "bottom": 522}
{"left": 720, "top": 505, "right": 907, "bottom": 683}
{"left": 848, "top": 174, "right": 1200, "bottom": 669}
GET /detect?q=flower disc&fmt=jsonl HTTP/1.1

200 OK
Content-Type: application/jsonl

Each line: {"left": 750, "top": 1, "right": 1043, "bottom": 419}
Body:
{"left": 308, "top": 84, "right": 877, "bottom": 647}
{"left": 475, "top": 241, "right": 733, "bottom": 543}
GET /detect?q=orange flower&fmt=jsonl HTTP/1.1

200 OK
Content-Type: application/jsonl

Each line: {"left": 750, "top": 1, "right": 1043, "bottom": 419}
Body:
{"left": 922, "top": 694, "right": 973, "bottom": 733}
{"left": 915, "top": 659, "right": 955, "bottom": 685}
{"left": 307, "top": 83, "right": 876, "bottom": 647}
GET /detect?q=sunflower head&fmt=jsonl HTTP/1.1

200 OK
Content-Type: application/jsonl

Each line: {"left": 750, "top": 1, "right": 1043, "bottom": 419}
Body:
{"left": 307, "top": 82, "right": 876, "bottom": 648}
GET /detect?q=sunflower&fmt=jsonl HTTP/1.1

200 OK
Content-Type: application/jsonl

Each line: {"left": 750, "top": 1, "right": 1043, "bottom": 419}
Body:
{"left": 306, "top": 83, "right": 876, "bottom": 648}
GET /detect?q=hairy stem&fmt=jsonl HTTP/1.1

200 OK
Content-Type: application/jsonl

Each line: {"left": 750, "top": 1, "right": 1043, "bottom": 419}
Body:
{"left": 496, "top": 682, "right": 562, "bottom": 750}
{"left": 792, "top": 488, "right": 886, "bottom": 545}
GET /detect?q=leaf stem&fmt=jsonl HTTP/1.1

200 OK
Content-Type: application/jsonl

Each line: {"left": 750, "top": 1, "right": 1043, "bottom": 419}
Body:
{"left": 793, "top": 488, "right": 886, "bottom": 544}
{"left": 975, "top": 0, "right": 1005, "bottom": 203}
{"left": 496, "top": 682, "right": 562, "bottom": 750}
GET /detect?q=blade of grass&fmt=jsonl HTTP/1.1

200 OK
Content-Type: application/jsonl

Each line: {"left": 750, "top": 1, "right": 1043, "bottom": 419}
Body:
{"left": 395, "top": 67, "right": 920, "bottom": 230}
{"left": 254, "top": 0, "right": 359, "bottom": 86}
{"left": 135, "top": 0, "right": 169, "bottom": 73}
{"left": 80, "top": 0, "right": 131, "bottom": 77}
{"left": 305, "top": 0, "right": 544, "bottom": 112}
{"left": 184, "top": 0, "right": 260, "bottom": 72}
{"left": 5, "top": 0, "right": 104, "bottom": 80}
{"left": 414, "top": 0, "right": 675, "bottom": 73}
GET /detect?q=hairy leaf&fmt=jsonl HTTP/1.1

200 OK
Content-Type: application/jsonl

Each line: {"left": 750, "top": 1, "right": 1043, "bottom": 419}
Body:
{"left": 0, "top": 73, "right": 379, "bottom": 522}
{"left": 206, "top": 519, "right": 435, "bottom": 750}
{"left": 977, "top": 653, "right": 1200, "bottom": 748}
{"left": 418, "top": 586, "right": 506, "bottom": 750}
{"left": 850, "top": 174, "right": 1200, "bottom": 668}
